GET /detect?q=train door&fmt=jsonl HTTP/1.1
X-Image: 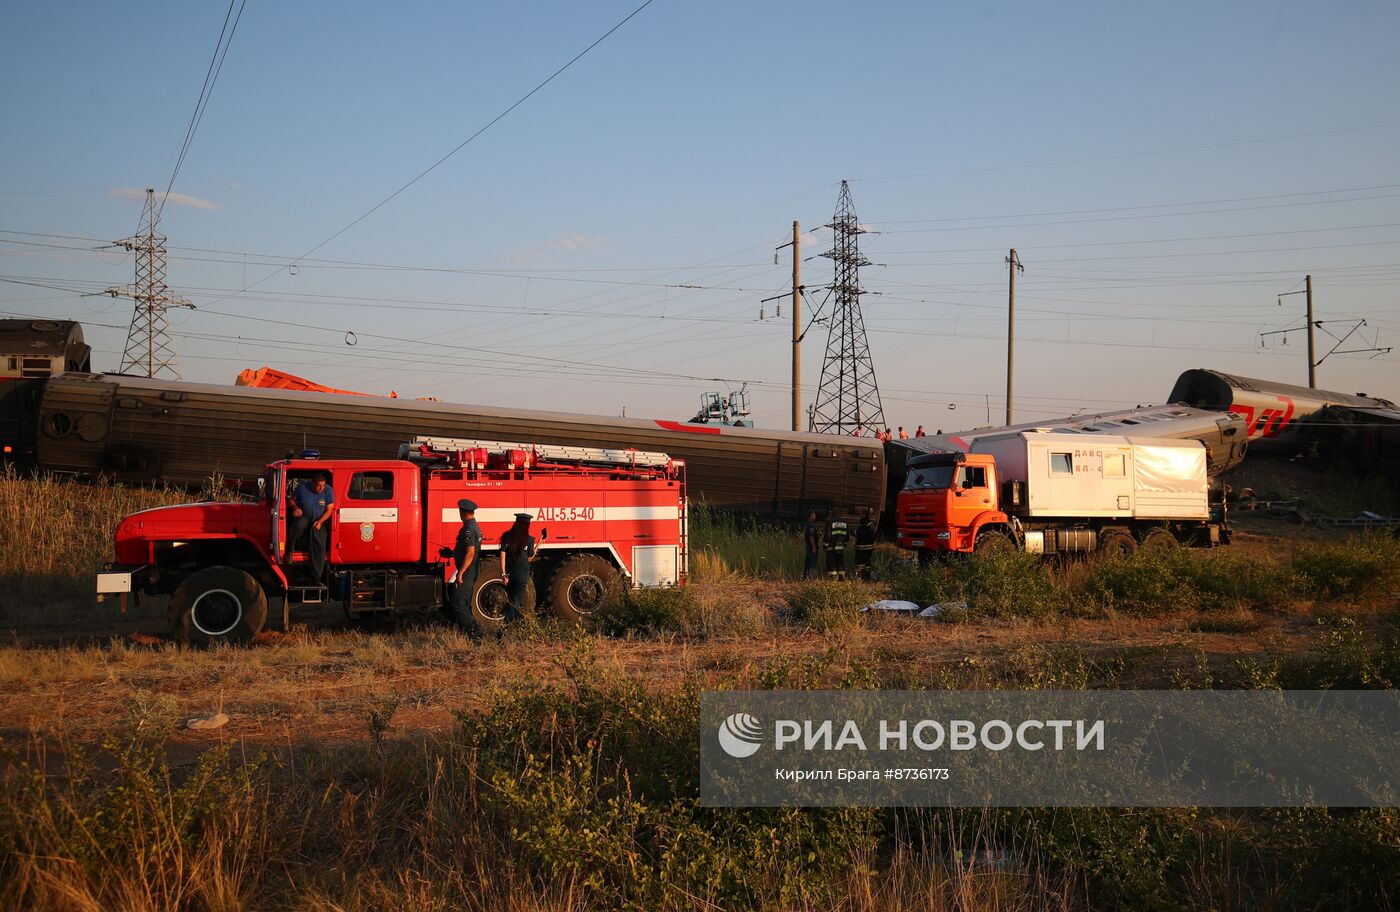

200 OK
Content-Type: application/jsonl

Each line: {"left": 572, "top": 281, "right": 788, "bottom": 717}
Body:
{"left": 774, "top": 441, "right": 806, "bottom": 519}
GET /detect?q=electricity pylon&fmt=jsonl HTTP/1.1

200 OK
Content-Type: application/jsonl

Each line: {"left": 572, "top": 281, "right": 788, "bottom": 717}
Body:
{"left": 809, "top": 180, "right": 884, "bottom": 435}
{"left": 107, "top": 188, "right": 194, "bottom": 378}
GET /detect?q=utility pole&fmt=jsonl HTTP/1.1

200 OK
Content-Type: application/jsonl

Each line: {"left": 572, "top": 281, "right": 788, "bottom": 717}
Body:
{"left": 106, "top": 188, "right": 194, "bottom": 378}
{"left": 791, "top": 220, "right": 801, "bottom": 431}
{"left": 1305, "top": 274, "right": 1315, "bottom": 388}
{"left": 1263, "top": 274, "right": 1390, "bottom": 378}
{"left": 1005, "top": 248, "right": 1023, "bottom": 425}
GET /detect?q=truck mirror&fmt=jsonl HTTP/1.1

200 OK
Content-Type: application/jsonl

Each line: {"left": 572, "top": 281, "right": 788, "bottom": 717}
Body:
{"left": 257, "top": 477, "right": 266, "bottom": 500}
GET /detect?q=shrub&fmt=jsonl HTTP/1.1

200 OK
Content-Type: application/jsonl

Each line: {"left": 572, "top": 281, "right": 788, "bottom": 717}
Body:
{"left": 1291, "top": 534, "right": 1400, "bottom": 601}
{"left": 888, "top": 552, "right": 1064, "bottom": 620}
{"left": 591, "top": 585, "right": 701, "bottom": 637}
{"left": 1086, "top": 549, "right": 1200, "bottom": 615}
{"left": 784, "top": 580, "right": 870, "bottom": 630}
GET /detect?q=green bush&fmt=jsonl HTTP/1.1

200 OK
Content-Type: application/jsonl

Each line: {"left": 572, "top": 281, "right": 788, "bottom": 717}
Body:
{"left": 1292, "top": 534, "right": 1400, "bottom": 600}
{"left": 784, "top": 580, "right": 870, "bottom": 630}
{"left": 1086, "top": 549, "right": 1200, "bottom": 615}
{"left": 592, "top": 585, "right": 700, "bottom": 637}
{"left": 887, "top": 552, "right": 1065, "bottom": 620}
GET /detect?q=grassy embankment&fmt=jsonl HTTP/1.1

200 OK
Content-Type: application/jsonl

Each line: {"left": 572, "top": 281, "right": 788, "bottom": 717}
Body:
{"left": 3, "top": 471, "right": 1400, "bottom": 910}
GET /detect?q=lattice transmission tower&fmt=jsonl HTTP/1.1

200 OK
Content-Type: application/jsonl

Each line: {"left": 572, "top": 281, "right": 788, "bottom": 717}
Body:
{"left": 808, "top": 180, "right": 884, "bottom": 435}
{"left": 106, "top": 188, "right": 194, "bottom": 378}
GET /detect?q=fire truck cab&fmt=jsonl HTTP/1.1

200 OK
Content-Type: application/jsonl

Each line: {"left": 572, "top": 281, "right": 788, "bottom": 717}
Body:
{"left": 97, "top": 437, "right": 687, "bottom": 644}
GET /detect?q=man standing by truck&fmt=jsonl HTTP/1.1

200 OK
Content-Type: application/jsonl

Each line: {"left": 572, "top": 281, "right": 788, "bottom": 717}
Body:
{"left": 450, "top": 498, "right": 483, "bottom": 636}
{"left": 290, "top": 472, "right": 334, "bottom": 581}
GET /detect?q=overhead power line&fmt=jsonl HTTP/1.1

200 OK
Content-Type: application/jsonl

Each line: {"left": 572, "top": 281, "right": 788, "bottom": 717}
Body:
{"left": 160, "top": 0, "right": 249, "bottom": 216}
{"left": 203, "top": 0, "right": 658, "bottom": 312}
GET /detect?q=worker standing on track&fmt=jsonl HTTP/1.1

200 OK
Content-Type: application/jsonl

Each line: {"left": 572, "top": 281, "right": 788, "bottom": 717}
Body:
{"left": 853, "top": 508, "right": 876, "bottom": 581}
{"left": 824, "top": 512, "right": 850, "bottom": 579}
{"left": 802, "top": 510, "right": 821, "bottom": 578}
{"left": 499, "top": 512, "right": 537, "bottom": 624}
{"left": 450, "top": 499, "right": 483, "bottom": 636}
{"left": 290, "top": 472, "right": 334, "bottom": 582}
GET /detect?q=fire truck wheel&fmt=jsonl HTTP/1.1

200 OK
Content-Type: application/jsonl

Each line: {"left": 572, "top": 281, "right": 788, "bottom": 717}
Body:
{"left": 1097, "top": 530, "right": 1138, "bottom": 559}
{"left": 549, "top": 554, "right": 622, "bottom": 623}
{"left": 1139, "top": 528, "right": 1179, "bottom": 551}
{"left": 971, "top": 528, "right": 1013, "bottom": 557}
{"left": 471, "top": 566, "right": 536, "bottom": 631}
{"left": 168, "top": 566, "right": 268, "bottom": 647}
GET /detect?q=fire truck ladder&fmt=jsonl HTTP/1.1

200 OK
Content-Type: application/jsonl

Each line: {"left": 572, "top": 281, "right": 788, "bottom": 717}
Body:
{"left": 403, "top": 436, "right": 675, "bottom": 469}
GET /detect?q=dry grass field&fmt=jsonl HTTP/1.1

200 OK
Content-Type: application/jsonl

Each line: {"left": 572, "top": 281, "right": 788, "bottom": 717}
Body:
{"left": 2, "top": 466, "right": 1399, "bottom": 911}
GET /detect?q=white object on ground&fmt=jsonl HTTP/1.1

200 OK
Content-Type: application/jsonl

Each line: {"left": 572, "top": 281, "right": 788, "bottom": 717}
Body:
{"left": 920, "top": 601, "right": 968, "bottom": 617}
{"left": 186, "top": 712, "right": 230, "bottom": 731}
{"left": 860, "top": 600, "right": 922, "bottom": 614}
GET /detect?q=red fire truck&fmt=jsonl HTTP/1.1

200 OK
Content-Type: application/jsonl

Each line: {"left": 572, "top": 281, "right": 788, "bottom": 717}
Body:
{"left": 96, "top": 436, "right": 687, "bottom": 644}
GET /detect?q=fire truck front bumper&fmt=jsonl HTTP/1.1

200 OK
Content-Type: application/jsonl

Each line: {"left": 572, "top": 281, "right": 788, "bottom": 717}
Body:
{"left": 96, "top": 566, "right": 149, "bottom": 603}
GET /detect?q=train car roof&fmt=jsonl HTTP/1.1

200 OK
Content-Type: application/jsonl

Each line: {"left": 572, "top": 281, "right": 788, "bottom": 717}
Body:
{"left": 67, "top": 372, "right": 888, "bottom": 452}
{"left": 0, "top": 318, "right": 85, "bottom": 355}
{"left": 1170, "top": 368, "right": 1396, "bottom": 410}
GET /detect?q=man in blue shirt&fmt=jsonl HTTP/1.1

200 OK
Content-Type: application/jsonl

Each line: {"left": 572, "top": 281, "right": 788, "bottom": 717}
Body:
{"left": 449, "top": 498, "right": 483, "bottom": 636}
{"left": 290, "top": 472, "right": 334, "bottom": 580}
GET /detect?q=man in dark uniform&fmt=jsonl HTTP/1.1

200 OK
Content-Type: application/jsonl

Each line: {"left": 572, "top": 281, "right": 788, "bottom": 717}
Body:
{"left": 802, "top": 510, "right": 821, "bottom": 579}
{"left": 824, "top": 512, "right": 850, "bottom": 580}
{"left": 449, "top": 498, "right": 483, "bottom": 636}
{"left": 853, "top": 508, "right": 877, "bottom": 581}
{"left": 499, "top": 512, "right": 538, "bottom": 624}
{"left": 289, "top": 472, "right": 334, "bottom": 581}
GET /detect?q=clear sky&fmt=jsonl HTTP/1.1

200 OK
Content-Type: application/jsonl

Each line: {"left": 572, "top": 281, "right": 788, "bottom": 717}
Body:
{"left": 3, "top": 0, "right": 1398, "bottom": 429}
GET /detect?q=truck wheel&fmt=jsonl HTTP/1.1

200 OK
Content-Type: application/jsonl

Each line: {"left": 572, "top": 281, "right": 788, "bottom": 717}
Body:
{"left": 471, "top": 565, "right": 536, "bottom": 632}
{"left": 1097, "top": 530, "right": 1138, "bottom": 559}
{"left": 549, "top": 554, "right": 622, "bottom": 623}
{"left": 972, "top": 529, "right": 1013, "bottom": 557}
{"left": 169, "top": 566, "right": 268, "bottom": 647}
{"left": 1140, "top": 528, "right": 1178, "bottom": 552}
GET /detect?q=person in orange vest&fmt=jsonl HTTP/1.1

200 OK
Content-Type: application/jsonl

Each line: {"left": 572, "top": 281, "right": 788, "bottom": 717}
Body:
{"left": 850, "top": 424, "right": 865, "bottom": 436}
{"left": 881, "top": 428, "right": 893, "bottom": 442}
{"left": 897, "top": 426, "right": 909, "bottom": 440}
{"left": 915, "top": 425, "right": 926, "bottom": 438}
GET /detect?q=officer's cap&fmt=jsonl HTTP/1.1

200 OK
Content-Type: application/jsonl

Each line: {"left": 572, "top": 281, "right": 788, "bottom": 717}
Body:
{"left": 457, "top": 498, "right": 477, "bottom": 512}
{"left": 514, "top": 512, "right": 533, "bottom": 521}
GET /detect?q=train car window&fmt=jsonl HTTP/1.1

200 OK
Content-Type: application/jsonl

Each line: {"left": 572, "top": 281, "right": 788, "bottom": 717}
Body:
{"left": 1104, "top": 454, "right": 1126, "bottom": 477}
{"left": 348, "top": 471, "right": 394, "bottom": 501}
{"left": 21, "top": 357, "right": 53, "bottom": 378}
{"left": 1050, "top": 452, "right": 1074, "bottom": 475}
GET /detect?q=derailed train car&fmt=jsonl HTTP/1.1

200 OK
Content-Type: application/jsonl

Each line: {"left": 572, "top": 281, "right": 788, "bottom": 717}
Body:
{"left": 1170, "top": 368, "right": 1400, "bottom": 470}
{"left": 36, "top": 373, "right": 886, "bottom": 520}
{"left": 0, "top": 319, "right": 91, "bottom": 466}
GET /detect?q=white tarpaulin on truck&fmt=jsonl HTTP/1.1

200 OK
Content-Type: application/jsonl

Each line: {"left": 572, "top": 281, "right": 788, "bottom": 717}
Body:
{"left": 1132, "top": 442, "right": 1209, "bottom": 519}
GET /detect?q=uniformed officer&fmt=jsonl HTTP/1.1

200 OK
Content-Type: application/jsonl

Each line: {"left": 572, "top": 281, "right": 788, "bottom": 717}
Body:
{"left": 853, "top": 508, "right": 877, "bottom": 581}
{"left": 824, "top": 512, "right": 850, "bottom": 580}
{"left": 499, "top": 513, "right": 538, "bottom": 624}
{"left": 449, "top": 499, "right": 483, "bottom": 635}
